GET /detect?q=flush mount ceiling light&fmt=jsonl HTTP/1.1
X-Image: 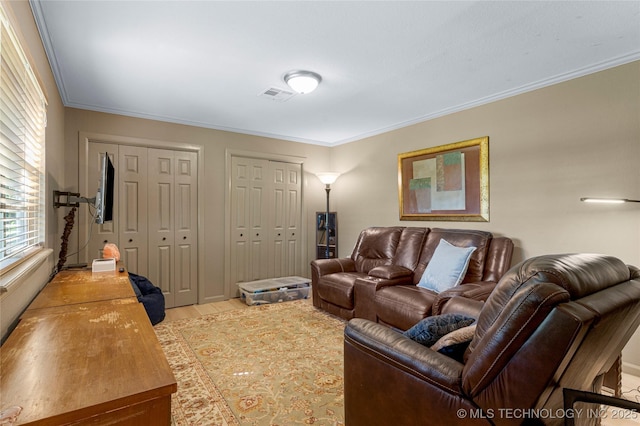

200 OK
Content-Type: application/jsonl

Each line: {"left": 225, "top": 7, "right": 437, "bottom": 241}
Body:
{"left": 284, "top": 70, "right": 322, "bottom": 94}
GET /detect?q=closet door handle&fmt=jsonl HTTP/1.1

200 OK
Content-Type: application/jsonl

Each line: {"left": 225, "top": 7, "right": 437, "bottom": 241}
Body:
{"left": 162, "top": 237, "right": 166, "bottom": 241}
{"left": 129, "top": 239, "right": 133, "bottom": 243}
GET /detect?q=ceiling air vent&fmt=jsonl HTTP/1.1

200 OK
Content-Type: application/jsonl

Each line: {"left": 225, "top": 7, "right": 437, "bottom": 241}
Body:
{"left": 258, "top": 87, "right": 296, "bottom": 102}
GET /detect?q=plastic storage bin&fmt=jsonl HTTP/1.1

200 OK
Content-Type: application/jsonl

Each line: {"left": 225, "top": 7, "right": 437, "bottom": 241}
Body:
{"left": 238, "top": 276, "right": 311, "bottom": 306}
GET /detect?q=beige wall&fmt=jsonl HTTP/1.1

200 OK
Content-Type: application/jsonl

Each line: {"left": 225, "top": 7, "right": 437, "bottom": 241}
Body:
{"left": 0, "top": 0, "right": 65, "bottom": 339}
{"left": 330, "top": 61, "right": 640, "bottom": 371}
{"left": 333, "top": 62, "right": 639, "bottom": 265}
{"left": 63, "top": 109, "right": 332, "bottom": 302}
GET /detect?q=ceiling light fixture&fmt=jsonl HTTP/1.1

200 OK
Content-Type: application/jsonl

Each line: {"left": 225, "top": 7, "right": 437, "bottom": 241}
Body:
{"left": 284, "top": 70, "right": 322, "bottom": 94}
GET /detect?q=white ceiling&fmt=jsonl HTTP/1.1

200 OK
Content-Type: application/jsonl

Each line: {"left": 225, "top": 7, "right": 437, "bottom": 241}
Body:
{"left": 30, "top": 1, "right": 640, "bottom": 146}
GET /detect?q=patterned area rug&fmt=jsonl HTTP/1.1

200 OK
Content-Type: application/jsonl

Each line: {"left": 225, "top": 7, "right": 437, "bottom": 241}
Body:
{"left": 155, "top": 300, "right": 346, "bottom": 425}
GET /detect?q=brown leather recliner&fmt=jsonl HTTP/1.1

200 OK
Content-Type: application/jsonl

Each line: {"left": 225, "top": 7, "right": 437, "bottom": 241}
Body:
{"left": 311, "top": 226, "right": 514, "bottom": 328}
{"left": 311, "top": 226, "right": 406, "bottom": 319}
{"left": 344, "top": 253, "right": 640, "bottom": 426}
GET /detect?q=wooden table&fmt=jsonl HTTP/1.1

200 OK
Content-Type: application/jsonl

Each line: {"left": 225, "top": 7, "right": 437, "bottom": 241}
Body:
{"left": 1, "top": 268, "right": 177, "bottom": 425}
{"left": 25, "top": 268, "right": 135, "bottom": 312}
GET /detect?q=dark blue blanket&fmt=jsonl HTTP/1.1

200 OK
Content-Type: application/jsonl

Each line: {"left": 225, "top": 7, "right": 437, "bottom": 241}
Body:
{"left": 128, "top": 273, "right": 165, "bottom": 325}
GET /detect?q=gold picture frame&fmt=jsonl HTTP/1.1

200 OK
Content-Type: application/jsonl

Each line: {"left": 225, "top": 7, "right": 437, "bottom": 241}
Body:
{"left": 398, "top": 136, "right": 489, "bottom": 221}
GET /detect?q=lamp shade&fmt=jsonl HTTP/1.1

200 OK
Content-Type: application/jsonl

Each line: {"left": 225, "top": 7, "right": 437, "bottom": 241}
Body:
{"left": 316, "top": 172, "right": 340, "bottom": 185}
{"left": 285, "top": 71, "right": 322, "bottom": 94}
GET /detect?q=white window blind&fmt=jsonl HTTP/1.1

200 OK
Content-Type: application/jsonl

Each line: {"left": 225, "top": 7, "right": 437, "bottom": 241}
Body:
{"left": 0, "top": 5, "right": 47, "bottom": 273}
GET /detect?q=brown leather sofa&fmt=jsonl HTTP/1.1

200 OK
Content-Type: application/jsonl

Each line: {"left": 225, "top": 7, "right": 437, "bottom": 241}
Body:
{"left": 310, "top": 227, "right": 514, "bottom": 329}
{"left": 344, "top": 253, "right": 640, "bottom": 425}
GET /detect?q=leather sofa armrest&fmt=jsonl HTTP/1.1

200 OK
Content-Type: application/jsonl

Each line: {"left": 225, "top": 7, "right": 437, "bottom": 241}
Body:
{"left": 353, "top": 275, "right": 409, "bottom": 321}
{"left": 354, "top": 270, "right": 415, "bottom": 321}
{"left": 311, "top": 258, "right": 358, "bottom": 308}
{"left": 368, "top": 265, "right": 413, "bottom": 280}
{"left": 344, "top": 318, "right": 464, "bottom": 392}
{"left": 352, "top": 266, "right": 414, "bottom": 320}
{"left": 310, "top": 258, "right": 356, "bottom": 280}
{"left": 438, "top": 296, "right": 484, "bottom": 318}
{"left": 432, "top": 282, "right": 496, "bottom": 315}
{"left": 354, "top": 277, "right": 382, "bottom": 321}
{"left": 351, "top": 265, "right": 413, "bottom": 320}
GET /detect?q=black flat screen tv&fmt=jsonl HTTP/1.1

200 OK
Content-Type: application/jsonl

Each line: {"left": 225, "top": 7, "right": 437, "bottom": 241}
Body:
{"left": 95, "top": 154, "right": 115, "bottom": 224}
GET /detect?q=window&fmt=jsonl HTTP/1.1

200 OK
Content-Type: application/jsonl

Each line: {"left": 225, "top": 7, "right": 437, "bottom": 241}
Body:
{"left": 0, "top": 4, "right": 47, "bottom": 273}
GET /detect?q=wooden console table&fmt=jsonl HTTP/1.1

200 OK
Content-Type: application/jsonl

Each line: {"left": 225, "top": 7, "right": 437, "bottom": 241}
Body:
{"left": 1, "top": 268, "right": 177, "bottom": 425}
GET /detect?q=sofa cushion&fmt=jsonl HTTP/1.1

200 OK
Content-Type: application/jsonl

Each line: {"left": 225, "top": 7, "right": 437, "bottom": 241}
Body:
{"left": 417, "top": 239, "right": 476, "bottom": 293}
{"left": 403, "top": 313, "right": 475, "bottom": 347}
{"left": 316, "top": 272, "right": 365, "bottom": 310}
{"left": 375, "top": 285, "right": 439, "bottom": 330}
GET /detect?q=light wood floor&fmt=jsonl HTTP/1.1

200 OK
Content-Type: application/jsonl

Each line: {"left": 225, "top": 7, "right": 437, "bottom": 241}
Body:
{"left": 164, "top": 298, "right": 248, "bottom": 321}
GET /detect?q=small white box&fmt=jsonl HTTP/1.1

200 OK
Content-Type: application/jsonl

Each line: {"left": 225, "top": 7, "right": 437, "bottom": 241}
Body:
{"left": 92, "top": 258, "right": 116, "bottom": 273}
{"left": 238, "top": 276, "right": 311, "bottom": 306}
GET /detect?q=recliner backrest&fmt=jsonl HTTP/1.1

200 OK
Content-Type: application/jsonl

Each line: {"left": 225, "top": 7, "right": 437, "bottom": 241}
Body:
{"left": 461, "top": 254, "right": 640, "bottom": 422}
{"left": 412, "top": 228, "right": 493, "bottom": 285}
{"left": 482, "top": 237, "right": 515, "bottom": 283}
{"left": 392, "top": 227, "right": 430, "bottom": 271}
{"left": 350, "top": 227, "right": 404, "bottom": 273}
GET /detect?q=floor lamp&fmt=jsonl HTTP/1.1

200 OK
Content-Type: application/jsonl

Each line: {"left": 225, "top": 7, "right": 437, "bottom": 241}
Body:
{"left": 316, "top": 172, "right": 340, "bottom": 259}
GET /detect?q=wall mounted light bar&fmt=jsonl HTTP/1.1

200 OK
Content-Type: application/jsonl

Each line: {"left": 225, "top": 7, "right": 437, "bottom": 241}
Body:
{"left": 580, "top": 197, "right": 640, "bottom": 204}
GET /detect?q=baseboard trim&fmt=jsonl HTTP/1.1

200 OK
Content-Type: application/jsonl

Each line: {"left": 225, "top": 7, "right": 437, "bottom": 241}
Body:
{"left": 622, "top": 360, "right": 640, "bottom": 377}
{"left": 201, "top": 295, "right": 226, "bottom": 304}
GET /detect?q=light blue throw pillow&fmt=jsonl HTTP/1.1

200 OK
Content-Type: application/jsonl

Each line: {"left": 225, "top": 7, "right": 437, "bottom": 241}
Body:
{"left": 417, "top": 239, "right": 476, "bottom": 293}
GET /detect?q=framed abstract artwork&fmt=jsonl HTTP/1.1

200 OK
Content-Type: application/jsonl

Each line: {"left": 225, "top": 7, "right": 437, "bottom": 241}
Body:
{"left": 398, "top": 136, "right": 489, "bottom": 221}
